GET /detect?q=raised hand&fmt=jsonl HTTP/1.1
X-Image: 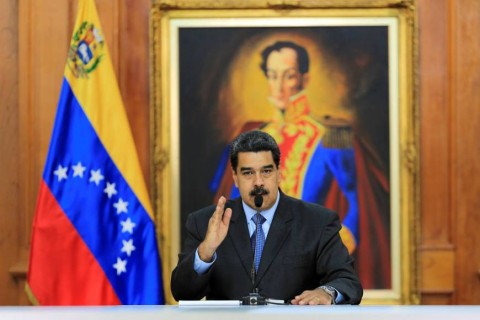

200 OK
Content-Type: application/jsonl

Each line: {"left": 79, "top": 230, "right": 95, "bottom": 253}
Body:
{"left": 198, "top": 196, "right": 232, "bottom": 262}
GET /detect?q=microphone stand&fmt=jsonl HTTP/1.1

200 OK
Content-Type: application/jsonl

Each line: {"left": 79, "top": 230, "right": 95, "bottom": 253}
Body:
{"left": 241, "top": 194, "right": 267, "bottom": 305}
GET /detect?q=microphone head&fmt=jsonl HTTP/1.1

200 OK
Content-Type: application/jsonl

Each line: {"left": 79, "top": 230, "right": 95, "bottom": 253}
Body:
{"left": 254, "top": 194, "right": 263, "bottom": 208}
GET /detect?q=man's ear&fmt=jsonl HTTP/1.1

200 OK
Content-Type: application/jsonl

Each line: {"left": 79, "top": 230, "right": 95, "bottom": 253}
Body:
{"left": 232, "top": 169, "right": 238, "bottom": 187}
{"left": 301, "top": 72, "right": 310, "bottom": 89}
{"left": 276, "top": 167, "right": 282, "bottom": 185}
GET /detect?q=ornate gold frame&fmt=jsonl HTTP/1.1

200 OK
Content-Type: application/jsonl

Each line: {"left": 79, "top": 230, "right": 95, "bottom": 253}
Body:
{"left": 150, "top": 0, "right": 418, "bottom": 305}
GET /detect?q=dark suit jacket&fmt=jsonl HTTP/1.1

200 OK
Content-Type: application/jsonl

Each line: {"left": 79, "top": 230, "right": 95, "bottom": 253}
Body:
{"left": 171, "top": 192, "right": 363, "bottom": 304}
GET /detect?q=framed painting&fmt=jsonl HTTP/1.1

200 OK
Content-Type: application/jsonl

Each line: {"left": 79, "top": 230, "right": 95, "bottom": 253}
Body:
{"left": 151, "top": 0, "right": 419, "bottom": 304}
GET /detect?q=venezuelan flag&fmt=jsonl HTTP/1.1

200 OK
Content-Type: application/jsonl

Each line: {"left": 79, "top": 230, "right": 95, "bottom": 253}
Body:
{"left": 26, "top": 0, "right": 164, "bottom": 305}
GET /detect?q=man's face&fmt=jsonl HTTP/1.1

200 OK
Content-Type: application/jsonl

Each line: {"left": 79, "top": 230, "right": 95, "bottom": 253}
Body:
{"left": 232, "top": 151, "right": 281, "bottom": 211}
{"left": 265, "top": 47, "right": 307, "bottom": 110}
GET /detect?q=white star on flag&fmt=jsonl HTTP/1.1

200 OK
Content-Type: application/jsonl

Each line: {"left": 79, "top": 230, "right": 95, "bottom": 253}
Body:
{"left": 72, "top": 162, "right": 86, "bottom": 178}
{"left": 104, "top": 182, "right": 117, "bottom": 198}
{"left": 113, "top": 257, "right": 127, "bottom": 275}
{"left": 113, "top": 198, "right": 128, "bottom": 214}
{"left": 121, "top": 239, "right": 136, "bottom": 257}
{"left": 89, "top": 169, "right": 104, "bottom": 186}
{"left": 120, "top": 217, "right": 136, "bottom": 234}
{"left": 53, "top": 164, "right": 68, "bottom": 182}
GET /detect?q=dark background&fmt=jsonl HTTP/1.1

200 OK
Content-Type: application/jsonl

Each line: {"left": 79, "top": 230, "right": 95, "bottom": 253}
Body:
{"left": 178, "top": 26, "right": 389, "bottom": 248}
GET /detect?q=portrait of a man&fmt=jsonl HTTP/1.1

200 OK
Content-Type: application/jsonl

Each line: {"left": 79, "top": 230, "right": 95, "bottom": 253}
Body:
{"left": 179, "top": 27, "right": 391, "bottom": 289}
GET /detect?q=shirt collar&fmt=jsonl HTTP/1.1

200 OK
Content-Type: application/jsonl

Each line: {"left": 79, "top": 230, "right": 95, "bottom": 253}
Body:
{"left": 242, "top": 190, "right": 280, "bottom": 224}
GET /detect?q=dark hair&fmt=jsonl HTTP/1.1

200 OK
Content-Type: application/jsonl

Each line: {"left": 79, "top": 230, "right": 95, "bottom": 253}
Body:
{"left": 260, "top": 41, "right": 309, "bottom": 76}
{"left": 230, "top": 130, "right": 281, "bottom": 172}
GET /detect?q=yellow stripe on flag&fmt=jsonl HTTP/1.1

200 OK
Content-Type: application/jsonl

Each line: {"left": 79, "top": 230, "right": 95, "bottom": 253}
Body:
{"left": 64, "top": 0, "right": 153, "bottom": 218}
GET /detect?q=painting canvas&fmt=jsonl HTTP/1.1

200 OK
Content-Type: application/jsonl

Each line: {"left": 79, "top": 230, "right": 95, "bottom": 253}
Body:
{"left": 151, "top": 2, "right": 418, "bottom": 304}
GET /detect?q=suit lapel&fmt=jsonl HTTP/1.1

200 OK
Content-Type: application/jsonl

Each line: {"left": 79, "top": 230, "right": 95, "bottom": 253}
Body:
{"left": 226, "top": 199, "right": 254, "bottom": 278}
{"left": 255, "top": 193, "right": 293, "bottom": 284}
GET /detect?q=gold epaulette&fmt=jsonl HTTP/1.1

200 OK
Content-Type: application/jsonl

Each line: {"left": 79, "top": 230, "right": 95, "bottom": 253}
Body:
{"left": 318, "top": 115, "right": 353, "bottom": 149}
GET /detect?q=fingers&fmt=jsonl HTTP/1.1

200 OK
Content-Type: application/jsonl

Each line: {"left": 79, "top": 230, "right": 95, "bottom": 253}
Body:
{"left": 290, "top": 289, "right": 332, "bottom": 305}
{"left": 199, "top": 196, "right": 231, "bottom": 263}
{"left": 212, "top": 196, "right": 232, "bottom": 227}
{"left": 212, "top": 196, "right": 227, "bottom": 222}
{"left": 222, "top": 207, "right": 232, "bottom": 226}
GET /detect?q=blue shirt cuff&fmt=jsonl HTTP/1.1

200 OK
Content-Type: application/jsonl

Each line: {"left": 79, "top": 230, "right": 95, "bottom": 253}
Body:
{"left": 334, "top": 289, "right": 344, "bottom": 304}
{"left": 193, "top": 248, "right": 216, "bottom": 274}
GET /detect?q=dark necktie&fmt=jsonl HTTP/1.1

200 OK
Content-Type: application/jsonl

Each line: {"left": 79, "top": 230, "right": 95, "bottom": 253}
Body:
{"left": 251, "top": 213, "right": 266, "bottom": 273}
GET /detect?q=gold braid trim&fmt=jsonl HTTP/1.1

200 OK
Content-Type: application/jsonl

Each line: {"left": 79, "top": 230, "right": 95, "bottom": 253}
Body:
{"left": 263, "top": 116, "right": 322, "bottom": 197}
{"left": 318, "top": 115, "right": 353, "bottom": 149}
{"left": 339, "top": 225, "right": 357, "bottom": 254}
{"left": 25, "top": 283, "right": 40, "bottom": 305}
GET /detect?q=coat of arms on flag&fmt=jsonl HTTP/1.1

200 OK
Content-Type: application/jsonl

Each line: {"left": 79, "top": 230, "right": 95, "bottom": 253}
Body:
{"left": 68, "top": 21, "right": 105, "bottom": 78}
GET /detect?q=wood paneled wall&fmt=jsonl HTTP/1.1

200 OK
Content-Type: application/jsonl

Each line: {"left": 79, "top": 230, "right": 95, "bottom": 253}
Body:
{"left": 0, "top": 0, "right": 20, "bottom": 306}
{"left": 0, "top": 0, "right": 151, "bottom": 305}
{"left": 418, "top": 0, "right": 456, "bottom": 304}
{"left": 418, "top": 0, "right": 480, "bottom": 304}
{"left": 451, "top": 0, "right": 480, "bottom": 304}
{"left": 0, "top": 0, "right": 479, "bottom": 305}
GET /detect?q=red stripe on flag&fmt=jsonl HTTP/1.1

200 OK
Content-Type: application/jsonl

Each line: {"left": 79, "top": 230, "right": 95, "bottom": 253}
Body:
{"left": 27, "top": 181, "right": 120, "bottom": 305}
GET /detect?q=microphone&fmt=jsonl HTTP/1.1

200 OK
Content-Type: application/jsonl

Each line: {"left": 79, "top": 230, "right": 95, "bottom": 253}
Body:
{"left": 254, "top": 194, "right": 263, "bottom": 208}
{"left": 251, "top": 186, "right": 265, "bottom": 209}
{"left": 239, "top": 191, "right": 289, "bottom": 306}
{"left": 242, "top": 192, "right": 266, "bottom": 305}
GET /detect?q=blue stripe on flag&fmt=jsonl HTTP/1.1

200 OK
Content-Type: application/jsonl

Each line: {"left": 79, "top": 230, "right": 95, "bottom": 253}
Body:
{"left": 42, "top": 78, "right": 163, "bottom": 304}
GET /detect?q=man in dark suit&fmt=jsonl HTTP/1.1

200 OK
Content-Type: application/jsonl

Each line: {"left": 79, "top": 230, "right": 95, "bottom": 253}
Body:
{"left": 171, "top": 130, "right": 363, "bottom": 305}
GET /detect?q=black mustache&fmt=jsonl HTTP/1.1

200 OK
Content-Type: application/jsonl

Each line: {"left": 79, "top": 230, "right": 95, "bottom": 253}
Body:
{"left": 249, "top": 186, "right": 269, "bottom": 196}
